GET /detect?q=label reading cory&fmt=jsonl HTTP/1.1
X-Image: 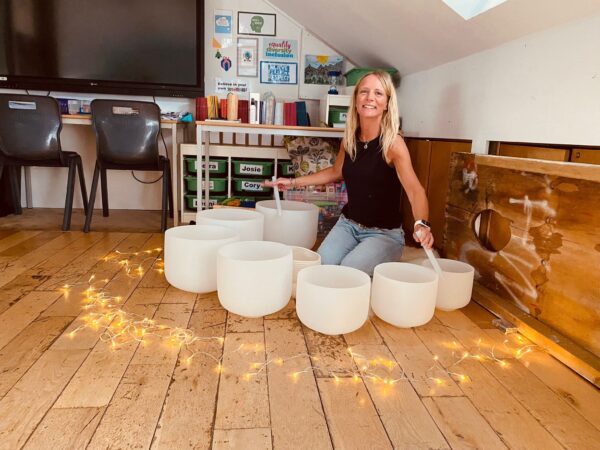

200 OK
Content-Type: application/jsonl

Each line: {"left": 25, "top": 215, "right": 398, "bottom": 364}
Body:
{"left": 201, "top": 181, "right": 215, "bottom": 190}
{"left": 240, "top": 163, "right": 263, "bottom": 175}
{"left": 242, "top": 180, "right": 262, "bottom": 191}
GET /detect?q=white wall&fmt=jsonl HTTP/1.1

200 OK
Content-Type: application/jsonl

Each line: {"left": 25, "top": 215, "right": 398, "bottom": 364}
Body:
{"left": 1, "top": 0, "right": 341, "bottom": 210}
{"left": 398, "top": 14, "right": 600, "bottom": 154}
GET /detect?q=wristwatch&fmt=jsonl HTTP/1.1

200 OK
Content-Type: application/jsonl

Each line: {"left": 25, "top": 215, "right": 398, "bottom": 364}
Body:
{"left": 414, "top": 219, "right": 431, "bottom": 229}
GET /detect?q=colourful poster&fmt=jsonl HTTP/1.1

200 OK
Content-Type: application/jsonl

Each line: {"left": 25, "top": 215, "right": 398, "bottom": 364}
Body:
{"left": 260, "top": 62, "right": 298, "bottom": 84}
{"left": 304, "top": 55, "right": 343, "bottom": 85}
{"left": 262, "top": 38, "right": 298, "bottom": 61}
{"left": 214, "top": 10, "right": 232, "bottom": 35}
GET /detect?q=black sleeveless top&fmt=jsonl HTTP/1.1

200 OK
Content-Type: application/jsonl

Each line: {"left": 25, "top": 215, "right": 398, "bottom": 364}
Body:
{"left": 341, "top": 136, "right": 403, "bottom": 229}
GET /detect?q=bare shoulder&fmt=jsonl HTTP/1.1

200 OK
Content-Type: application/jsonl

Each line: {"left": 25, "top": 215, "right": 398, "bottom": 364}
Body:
{"left": 389, "top": 134, "right": 410, "bottom": 162}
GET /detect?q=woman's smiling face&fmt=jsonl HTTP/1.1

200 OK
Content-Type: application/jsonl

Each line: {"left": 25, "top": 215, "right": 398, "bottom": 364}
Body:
{"left": 355, "top": 74, "right": 389, "bottom": 119}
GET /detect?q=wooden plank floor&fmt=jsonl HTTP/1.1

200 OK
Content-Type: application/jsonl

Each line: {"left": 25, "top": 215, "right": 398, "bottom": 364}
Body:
{"left": 0, "top": 224, "right": 599, "bottom": 449}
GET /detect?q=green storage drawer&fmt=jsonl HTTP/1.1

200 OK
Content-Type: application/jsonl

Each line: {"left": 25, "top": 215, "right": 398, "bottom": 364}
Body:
{"left": 184, "top": 194, "right": 227, "bottom": 210}
{"left": 185, "top": 157, "right": 227, "bottom": 175}
{"left": 184, "top": 176, "right": 227, "bottom": 193}
{"left": 232, "top": 160, "right": 274, "bottom": 177}
{"left": 328, "top": 107, "right": 348, "bottom": 127}
{"left": 279, "top": 160, "right": 294, "bottom": 177}
{"left": 233, "top": 178, "right": 271, "bottom": 193}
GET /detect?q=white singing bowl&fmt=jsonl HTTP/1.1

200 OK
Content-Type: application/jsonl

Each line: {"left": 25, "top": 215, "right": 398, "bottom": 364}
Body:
{"left": 164, "top": 225, "right": 239, "bottom": 293}
{"left": 197, "top": 208, "right": 264, "bottom": 241}
{"left": 371, "top": 263, "right": 439, "bottom": 328}
{"left": 296, "top": 265, "right": 371, "bottom": 335}
{"left": 421, "top": 258, "right": 475, "bottom": 311}
{"left": 217, "top": 241, "right": 292, "bottom": 317}
{"left": 290, "top": 246, "right": 321, "bottom": 299}
{"left": 256, "top": 200, "right": 319, "bottom": 249}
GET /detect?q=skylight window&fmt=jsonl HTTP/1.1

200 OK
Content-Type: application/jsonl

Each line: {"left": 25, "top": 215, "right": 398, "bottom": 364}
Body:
{"left": 442, "top": 0, "right": 508, "bottom": 20}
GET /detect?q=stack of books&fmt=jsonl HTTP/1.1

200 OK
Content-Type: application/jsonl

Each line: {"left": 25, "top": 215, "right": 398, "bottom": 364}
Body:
{"left": 195, "top": 96, "right": 310, "bottom": 126}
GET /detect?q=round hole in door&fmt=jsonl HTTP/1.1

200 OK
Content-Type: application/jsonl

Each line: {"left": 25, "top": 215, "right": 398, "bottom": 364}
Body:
{"left": 472, "top": 209, "right": 512, "bottom": 252}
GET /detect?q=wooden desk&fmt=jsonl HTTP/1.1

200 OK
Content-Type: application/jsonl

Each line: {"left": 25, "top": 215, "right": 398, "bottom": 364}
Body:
{"left": 195, "top": 121, "right": 345, "bottom": 222}
{"left": 23, "top": 115, "right": 185, "bottom": 226}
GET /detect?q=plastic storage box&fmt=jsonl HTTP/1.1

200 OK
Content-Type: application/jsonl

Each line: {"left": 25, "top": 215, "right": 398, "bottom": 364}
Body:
{"left": 279, "top": 160, "right": 294, "bottom": 177}
{"left": 185, "top": 157, "right": 227, "bottom": 176}
{"left": 184, "top": 176, "right": 227, "bottom": 193}
{"left": 232, "top": 160, "right": 274, "bottom": 178}
{"left": 233, "top": 178, "right": 272, "bottom": 194}
{"left": 185, "top": 194, "right": 227, "bottom": 210}
{"left": 284, "top": 189, "right": 348, "bottom": 238}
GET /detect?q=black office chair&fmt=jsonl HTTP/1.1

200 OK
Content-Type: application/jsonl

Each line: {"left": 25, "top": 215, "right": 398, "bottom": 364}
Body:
{"left": 0, "top": 94, "right": 88, "bottom": 230}
{"left": 84, "top": 99, "right": 172, "bottom": 232}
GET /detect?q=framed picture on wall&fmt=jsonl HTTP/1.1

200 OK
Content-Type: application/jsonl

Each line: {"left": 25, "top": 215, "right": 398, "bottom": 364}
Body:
{"left": 260, "top": 61, "right": 298, "bottom": 84}
{"left": 237, "top": 38, "right": 259, "bottom": 77}
{"left": 238, "top": 11, "right": 276, "bottom": 36}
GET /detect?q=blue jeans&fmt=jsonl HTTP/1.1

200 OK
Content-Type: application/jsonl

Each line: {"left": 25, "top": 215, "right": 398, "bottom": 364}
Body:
{"left": 317, "top": 214, "right": 405, "bottom": 276}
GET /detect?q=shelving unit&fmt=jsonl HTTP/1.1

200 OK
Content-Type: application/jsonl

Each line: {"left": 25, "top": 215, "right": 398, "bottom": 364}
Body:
{"left": 193, "top": 122, "right": 346, "bottom": 225}
{"left": 179, "top": 143, "right": 290, "bottom": 223}
{"left": 319, "top": 94, "right": 351, "bottom": 127}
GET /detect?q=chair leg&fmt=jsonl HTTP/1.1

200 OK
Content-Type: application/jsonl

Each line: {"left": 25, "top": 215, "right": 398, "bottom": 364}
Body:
{"left": 76, "top": 157, "right": 89, "bottom": 215}
{"left": 84, "top": 163, "right": 100, "bottom": 233}
{"left": 161, "top": 165, "right": 169, "bottom": 232}
{"left": 9, "top": 165, "right": 22, "bottom": 215}
{"left": 101, "top": 168, "right": 109, "bottom": 217}
{"left": 62, "top": 159, "right": 77, "bottom": 231}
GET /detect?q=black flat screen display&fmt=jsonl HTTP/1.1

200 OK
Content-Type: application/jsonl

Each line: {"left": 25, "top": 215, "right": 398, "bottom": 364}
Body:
{"left": 0, "top": 0, "right": 204, "bottom": 97}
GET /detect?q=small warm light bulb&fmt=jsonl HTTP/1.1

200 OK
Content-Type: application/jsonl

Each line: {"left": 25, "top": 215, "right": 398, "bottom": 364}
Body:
{"left": 462, "top": 352, "right": 469, "bottom": 358}
{"left": 216, "top": 364, "right": 222, "bottom": 372}
{"left": 434, "top": 378, "right": 442, "bottom": 385}
{"left": 353, "top": 375, "right": 359, "bottom": 382}
{"left": 276, "top": 358, "right": 284, "bottom": 366}
{"left": 292, "top": 372, "right": 299, "bottom": 380}
{"left": 433, "top": 355, "right": 439, "bottom": 361}
{"left": 500, "top": 360, "right": 508, "bottom": 367}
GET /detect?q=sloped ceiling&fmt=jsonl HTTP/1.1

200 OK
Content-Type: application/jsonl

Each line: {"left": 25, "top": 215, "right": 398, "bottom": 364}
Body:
{"left": 269, "top": 0, "right": 600, "bottom": 75}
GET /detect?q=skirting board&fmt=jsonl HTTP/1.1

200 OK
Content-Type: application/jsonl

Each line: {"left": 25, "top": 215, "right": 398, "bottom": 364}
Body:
{"left": 473, "top": 282, "right": 600, "bottom": 388}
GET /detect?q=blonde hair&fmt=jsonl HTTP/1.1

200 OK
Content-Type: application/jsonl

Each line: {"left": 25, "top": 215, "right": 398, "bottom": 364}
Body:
{"left": 343, "top": 70, "right": 399, "bottom": 164}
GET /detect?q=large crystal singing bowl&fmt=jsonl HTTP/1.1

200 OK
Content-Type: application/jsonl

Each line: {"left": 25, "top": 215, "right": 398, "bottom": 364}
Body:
{"left": 164, "top": 225, "right": 239, "bottom": 293}
{"left": 371, "top": 262, "right": 438, "bottom": 328}
{"left": 290, "top": 246, "right": 321, "bottom": 299}
{"left": 296, "top": 265, "right": 371, "bottom": 335}
{"left": 197, "top": 208, "right": 264, "bottom": 241}
{"left": 421, "top": 258, "right": 475, "bottom": 311}
{"left": 217, "top": 241, "right": 292, "bottom": 317}
{"left": 255, "top": 200, "right": 319, "bottom": 249}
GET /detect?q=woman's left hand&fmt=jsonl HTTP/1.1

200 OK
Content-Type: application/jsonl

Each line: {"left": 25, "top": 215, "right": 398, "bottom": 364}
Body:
{"left": 413, "top": 225, "right": 434, "bottom": 249}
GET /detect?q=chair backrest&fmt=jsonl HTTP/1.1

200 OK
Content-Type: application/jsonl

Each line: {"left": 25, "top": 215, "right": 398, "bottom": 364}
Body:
{"left": 0, "top": 94, "right": 62, "bottom": 161}
{"left": 90, "top": 99, "right": 161, "bottom": 167}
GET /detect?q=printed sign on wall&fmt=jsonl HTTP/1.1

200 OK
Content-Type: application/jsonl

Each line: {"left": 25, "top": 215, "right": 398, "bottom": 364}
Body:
{"left": 215, "top": 78, "right": 249, "bottom": 94}
{"left": 262, "top": 38, "right": 298, "bottom": 61}
{"left": 260, "top": 62, "right": 298, "bottom": 85}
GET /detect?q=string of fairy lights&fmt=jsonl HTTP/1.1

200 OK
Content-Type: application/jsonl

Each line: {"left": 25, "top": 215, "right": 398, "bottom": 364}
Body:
{"left": 61, "top": 248, "right": 537, "bottom": 387}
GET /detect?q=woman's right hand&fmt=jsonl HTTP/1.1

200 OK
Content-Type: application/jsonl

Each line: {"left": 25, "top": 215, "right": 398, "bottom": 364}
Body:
{"left": 262, "top": 177, "right": 294, "bottom": 191}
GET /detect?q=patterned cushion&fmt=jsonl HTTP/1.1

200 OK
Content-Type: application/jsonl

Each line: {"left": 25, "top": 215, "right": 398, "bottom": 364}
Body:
{"left": 283, "top": 136, "right": 340, "bottom": 177}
